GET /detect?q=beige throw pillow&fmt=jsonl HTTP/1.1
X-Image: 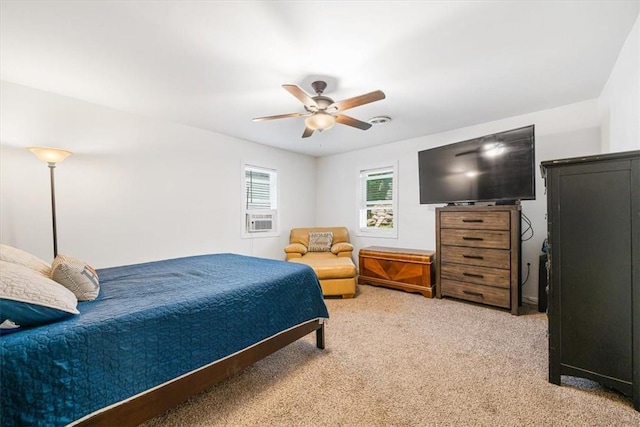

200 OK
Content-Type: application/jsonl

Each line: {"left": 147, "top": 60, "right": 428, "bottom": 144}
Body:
{"left": 308, "top": 232, "right": 333, "bottom": 252}
{"left": 0, "top": 260, "right": 79, "bottom": 327}
{"left": 51, "top": 254, "right": 100, "bottom": 301}
{"left": 0, "top": 244, "right": 51, "bottom": 277}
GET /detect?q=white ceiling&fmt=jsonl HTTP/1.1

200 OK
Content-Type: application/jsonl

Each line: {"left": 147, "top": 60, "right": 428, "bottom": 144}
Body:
{"left": 1, "top": 1, "right": 638, "bottom": 157}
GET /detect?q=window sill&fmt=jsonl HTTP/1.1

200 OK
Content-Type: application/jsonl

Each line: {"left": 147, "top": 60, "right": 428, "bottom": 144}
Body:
{"left": 241, "top": 231, "right": 281, "bottom": 239}
{"left": 356, "top": 229, "right": 398, "bottom": 239}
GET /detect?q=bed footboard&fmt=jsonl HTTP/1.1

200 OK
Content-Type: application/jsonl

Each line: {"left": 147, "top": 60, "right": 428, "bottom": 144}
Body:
{"left": 74, "top": 319, "right": 326, "bottom": 427}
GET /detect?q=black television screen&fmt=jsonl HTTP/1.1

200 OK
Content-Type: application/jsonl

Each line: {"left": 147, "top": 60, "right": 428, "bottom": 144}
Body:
{"left": 418, "top": 125, "right": 535, "bottom": 204}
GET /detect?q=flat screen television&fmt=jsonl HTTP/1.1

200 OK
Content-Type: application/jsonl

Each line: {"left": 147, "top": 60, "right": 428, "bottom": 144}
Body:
{"left": 418, "top": 125, "right": 535, "bottom": 204}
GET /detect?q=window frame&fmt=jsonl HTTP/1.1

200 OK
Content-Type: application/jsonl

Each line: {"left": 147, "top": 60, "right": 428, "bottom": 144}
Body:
{"left": 357, "top": 163, "right": 398, "bottom": 238}
{"left": 241, "top": 163, "right": 279, "bottom": 238}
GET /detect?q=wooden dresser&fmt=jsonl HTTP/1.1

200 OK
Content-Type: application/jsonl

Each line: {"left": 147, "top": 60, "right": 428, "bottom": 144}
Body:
{"left": 436, "top": 205, "right": 521, "bottom": 314}
{"left": 358, "top": 246, "right": 435, "bottom": 297}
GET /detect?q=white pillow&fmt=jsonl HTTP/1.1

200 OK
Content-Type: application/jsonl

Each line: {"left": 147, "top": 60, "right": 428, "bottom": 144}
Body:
{"left": 0, "top": 244, "right": 51, "bottom": 277}
{"left": 51, "top": 254, "right": 100, "bottom": 301}
{"left": 0, "top": 260, "right": 79, "bottom": 327}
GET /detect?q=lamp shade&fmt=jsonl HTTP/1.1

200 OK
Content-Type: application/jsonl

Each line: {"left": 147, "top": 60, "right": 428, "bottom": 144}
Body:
{"left": 304, "top": 112, "right": 336, "bottom": 131}
{"left": 27, "top": 146, "right": 73, "bottom": 164}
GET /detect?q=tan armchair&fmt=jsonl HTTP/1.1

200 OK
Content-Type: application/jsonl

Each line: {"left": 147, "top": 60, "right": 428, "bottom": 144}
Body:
{"left": 285, "top": 227, "right": 356, "bottom": 298}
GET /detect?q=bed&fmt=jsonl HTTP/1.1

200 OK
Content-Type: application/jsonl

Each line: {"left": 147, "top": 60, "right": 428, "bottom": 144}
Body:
{"left": 0, "top": 253, "right": 329, "bottom": 427}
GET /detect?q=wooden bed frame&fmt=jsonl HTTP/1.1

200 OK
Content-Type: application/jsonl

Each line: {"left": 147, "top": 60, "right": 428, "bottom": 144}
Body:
{"left": 75, "top": 320, "right": 325, "bottom": 426}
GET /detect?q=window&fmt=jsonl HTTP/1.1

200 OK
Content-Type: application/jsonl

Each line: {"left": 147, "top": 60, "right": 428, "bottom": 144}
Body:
{"left": 243, "top": 164, "right": 278, "bottom": 236}
{"left": 359, "top": 165, "right": 397, "bottom": 238}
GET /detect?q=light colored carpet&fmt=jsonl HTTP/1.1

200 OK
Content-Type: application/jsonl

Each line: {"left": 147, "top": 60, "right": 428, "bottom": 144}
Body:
{"left": 142, "top": 285, "right": 640, "bottom": 426}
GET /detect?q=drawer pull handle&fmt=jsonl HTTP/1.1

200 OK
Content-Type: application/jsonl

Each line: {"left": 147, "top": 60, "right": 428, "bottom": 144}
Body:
{"left": 463, "top": 290, "right": 484, "bottom": 297}
{"left": 462, "top": 237, "right": 484, "bottom": 241}
{"left": 462, "top": 219, "right": 484, "bottom": 223}
{"left": 463, "top": 272, "right": 484, "bottom": 279}
{"left": 463, "top": 255, "right": 484, "bottom": 260}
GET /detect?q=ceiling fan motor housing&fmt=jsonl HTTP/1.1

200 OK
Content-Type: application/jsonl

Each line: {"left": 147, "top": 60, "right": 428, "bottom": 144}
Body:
{"left": 306, "top": 95, "right": 334, "bottom": 113}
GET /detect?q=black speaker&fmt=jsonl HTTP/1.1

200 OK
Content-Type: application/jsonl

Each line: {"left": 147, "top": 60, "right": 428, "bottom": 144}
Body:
{"left": 538, "top": 254, "right": 548, "bottom": 312}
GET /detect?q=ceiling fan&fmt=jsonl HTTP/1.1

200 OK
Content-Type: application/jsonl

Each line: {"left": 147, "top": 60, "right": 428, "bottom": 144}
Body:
{"left": 253, "top": 81, "right": 386, "bottom": 138}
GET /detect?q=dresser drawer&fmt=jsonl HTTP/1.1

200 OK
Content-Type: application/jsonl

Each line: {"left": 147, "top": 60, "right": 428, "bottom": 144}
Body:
{"left": 440, "top": 263, "right": 510, "bottom": 288}
{"left": 440, "top": 229, "right": 510, "bottom": 249}
{"left": 440, "top": 246, "right": 510, "bottom": 269}
{"left": 440, "top": 279, "right": 510, "bottom": 309}
{"left": 440, "top": 211, "right": 510, "bottom": 230}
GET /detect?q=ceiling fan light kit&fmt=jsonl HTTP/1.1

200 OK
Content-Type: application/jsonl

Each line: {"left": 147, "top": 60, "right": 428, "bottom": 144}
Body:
{"left": 305, "top": 112, "right": 336, "bottom": 131}
{"left": 253, "top": 80, "right": 386, "bottom": 138}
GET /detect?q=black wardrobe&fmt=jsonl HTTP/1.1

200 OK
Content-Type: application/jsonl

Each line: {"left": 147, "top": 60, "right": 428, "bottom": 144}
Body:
{"left": 542, "top": 150, "right": 639, "bottom": 411}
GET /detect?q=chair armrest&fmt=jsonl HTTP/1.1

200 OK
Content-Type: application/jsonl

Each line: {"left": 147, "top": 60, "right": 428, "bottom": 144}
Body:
{"left": 331, "top": 242, "right": 354, "bottom": 255}
{"left": 285, "top": 243, "right": 308, "bottom": 255}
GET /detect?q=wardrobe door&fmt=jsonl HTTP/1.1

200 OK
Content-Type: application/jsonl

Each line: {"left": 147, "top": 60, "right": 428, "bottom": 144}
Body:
{"left": 551, "top": 160, "right": 632, "bottom": 389}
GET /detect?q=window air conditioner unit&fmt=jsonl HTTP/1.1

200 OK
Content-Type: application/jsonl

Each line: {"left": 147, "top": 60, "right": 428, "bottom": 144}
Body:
{"left": 246, "top": 210, "right": 276, "bottom": 232}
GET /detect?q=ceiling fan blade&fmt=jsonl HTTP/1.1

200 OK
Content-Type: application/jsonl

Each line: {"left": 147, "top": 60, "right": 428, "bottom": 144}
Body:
{"left": 329, "top": 90, "right": 386, "bottom": 112}
{"left": 252, "top": 112, "right": 309, "bottom": 121}
{"left": 302, "top": 127, "right": 314, "bottom": 138}
{"left": 335, "top": 114, "right": 372, "bottom": 130}
{"left": 282, "top": 84, "right": 319, "bottom": 109}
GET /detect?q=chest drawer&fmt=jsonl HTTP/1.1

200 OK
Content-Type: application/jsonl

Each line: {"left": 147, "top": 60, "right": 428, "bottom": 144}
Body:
{"left": 440, "top": 263, "right": 510, "bottom": 288}
{"left": 440, "top": 211, "right": 510, "bottom": 230}
{"left": 440, "top": 246, "right": 510, "bottom": 269}
{"left": 440, "top": 229, "right": 510, "bottom": 249}
{"left": 440, "top": 279, "right": 510, "bottom": 309}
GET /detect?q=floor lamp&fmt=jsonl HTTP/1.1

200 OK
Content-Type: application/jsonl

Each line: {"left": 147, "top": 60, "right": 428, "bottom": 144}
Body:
{"left": 27, "top": 146, "right": 73, "bottom": 258}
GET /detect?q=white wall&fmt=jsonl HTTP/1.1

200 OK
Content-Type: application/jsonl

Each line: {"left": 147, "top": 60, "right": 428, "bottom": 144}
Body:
{"left": 5, "top": 23, "right": 636, "bottom": 302}
{"left": 599, "top": 14, "right": 640, "bottom": 152}
{"left": 316, "top": 100, "right": 601, "bottom": 303}
{"left": 0, "top": 81, "right": 317, "bottom": 267}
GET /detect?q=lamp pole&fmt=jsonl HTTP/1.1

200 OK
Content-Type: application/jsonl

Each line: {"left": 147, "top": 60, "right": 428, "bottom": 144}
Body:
{"left": 48, "top": 162, "right": 59, "bottom": 257}
{"left": 27, "top": 147, "right": 73, "bottom": 259}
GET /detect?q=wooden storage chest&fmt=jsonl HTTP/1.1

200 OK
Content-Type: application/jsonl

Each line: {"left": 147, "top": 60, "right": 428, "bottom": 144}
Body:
{"left": 358, "top": 246, "right": 435, "bottom": 298}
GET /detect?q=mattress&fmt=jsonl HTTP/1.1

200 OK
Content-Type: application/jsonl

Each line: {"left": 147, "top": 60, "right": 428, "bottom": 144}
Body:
{"left": 0, "top": 253, "right": 329, "bottom": 426}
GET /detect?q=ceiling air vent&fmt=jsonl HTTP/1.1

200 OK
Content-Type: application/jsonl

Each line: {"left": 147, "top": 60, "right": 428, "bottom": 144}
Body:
{"left": 368, "top": 116, "right": 392, "bottom": 125}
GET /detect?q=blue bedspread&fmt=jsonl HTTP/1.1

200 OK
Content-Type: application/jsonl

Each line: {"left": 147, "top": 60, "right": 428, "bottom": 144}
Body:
{"left": 0, "top": 253, "right": 329, "bottom": 426}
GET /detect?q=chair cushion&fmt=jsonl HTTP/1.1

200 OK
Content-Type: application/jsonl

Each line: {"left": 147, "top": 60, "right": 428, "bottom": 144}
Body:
{"left": 290, "top": 256, "right": 356, "bottom": 280}
{"left": 284, "top": 243, "right": 308, "bottom": 255}
{"left": 331, "top": 242, "right": 354, "bottom": 254}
